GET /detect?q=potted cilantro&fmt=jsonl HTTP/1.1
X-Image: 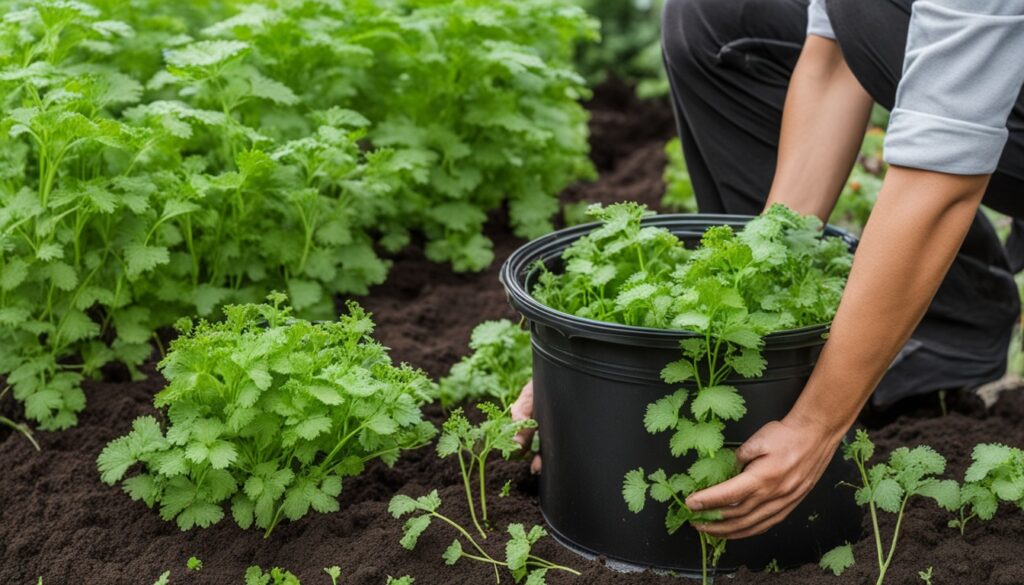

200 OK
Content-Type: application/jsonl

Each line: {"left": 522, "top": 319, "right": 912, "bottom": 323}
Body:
{"left": 499, "top": 203, "right": 862, "bottom": 577}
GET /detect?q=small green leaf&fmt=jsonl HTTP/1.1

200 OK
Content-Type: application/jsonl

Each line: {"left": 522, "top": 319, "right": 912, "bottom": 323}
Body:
{"left": 622, "top": 468, "right": 648, "bottom": 513}
{"left": 400, "top": 515, "right": 432, "bottom": 550}
{"left": 820, "top": 543, "right": 854, "bottom": 576}
{"left": 442, "top": 539, "right": 463, "bottom": 565}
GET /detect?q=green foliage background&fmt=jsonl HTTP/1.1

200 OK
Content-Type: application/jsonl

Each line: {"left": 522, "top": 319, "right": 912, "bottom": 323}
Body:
{"left": 0, "top": 0, "right": 597, "bottom": 430}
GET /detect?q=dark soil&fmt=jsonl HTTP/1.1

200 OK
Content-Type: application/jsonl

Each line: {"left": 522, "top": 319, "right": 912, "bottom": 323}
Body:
{"left": 3, "top": 81, "right": 1023, "bottom": 585}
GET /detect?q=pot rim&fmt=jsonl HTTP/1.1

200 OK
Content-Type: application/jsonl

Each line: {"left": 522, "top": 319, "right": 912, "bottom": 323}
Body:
{"left": 499, "top": 213, "right": 859, "bottom": 350}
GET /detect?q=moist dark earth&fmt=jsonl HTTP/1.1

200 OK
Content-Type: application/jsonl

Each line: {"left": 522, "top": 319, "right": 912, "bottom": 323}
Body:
{"left": 2, "top": 81, "right": 1023, "bottom": 585}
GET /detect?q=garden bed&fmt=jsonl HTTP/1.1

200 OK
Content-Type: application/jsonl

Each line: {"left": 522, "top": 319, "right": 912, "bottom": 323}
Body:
{"left": 2, "top": 83, "right": 1023, "bottom": 585}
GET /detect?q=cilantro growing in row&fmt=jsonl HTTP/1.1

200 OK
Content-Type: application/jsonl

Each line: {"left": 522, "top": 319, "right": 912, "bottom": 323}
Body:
{"left": 532, "top": 202, "right": 853, "bottom": 583}
{"left": 97, "top": 294, "right": 435, "bottom": 536}
{"left": 0, "top": 0, "right": 597, "bottom": 436}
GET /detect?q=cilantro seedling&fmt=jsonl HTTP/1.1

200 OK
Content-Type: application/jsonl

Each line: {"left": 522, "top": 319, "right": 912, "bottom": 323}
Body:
{"left": 389, "top": 491, "right": 579, "bottom": 584}
{"left": 436, "top": 320, "right": 536, "bottom": 537}
{"left": 386, "top": 577, "right": 414, "bottom": 585}
{"left": 245, "top": 566, "right": 300, "bottom": 585}
{"left": 843, "top": 431, "right": 960, "bottom": 585}
{"left": 186, "top": 556, "right": 202, "bottom": 571}
{"left": 820, "top": 543, "right": 854, "bottom": 576}
{"left": 324, "top": 566, "right": 340, "bottom": 585}
{"left": 949, "top": 443, "right": 1024, "bottom": 534}
{"left": 437, "top": 406, "right": 535, "bottom": 538}
{"left": 153, "top": 573, "right": 169, "bottom": 585}
{"left": 918, "top": 566, "right": 934, "bottom": 584}
{"left": 98, "top": 295, "right": 436, "bottom": 536}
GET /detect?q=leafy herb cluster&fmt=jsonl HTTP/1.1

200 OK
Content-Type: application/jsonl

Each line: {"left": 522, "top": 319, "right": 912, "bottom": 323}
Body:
{"left": 0, "top": 0, "right": 595, "bottom": 434}
{"left": 533, "top": 202, "right": 853, "bottom": 583}
{"left": 950, "top": 443, "right": 1024, "bottom": 534}
{"left": 438, "top": 319, "right": 532, "bottom": 409}
{"left": 97, "top": 294, "right": 435, "bottom": 536}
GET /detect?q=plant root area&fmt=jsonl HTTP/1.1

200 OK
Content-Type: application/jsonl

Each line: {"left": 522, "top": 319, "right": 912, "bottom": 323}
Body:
{"left": 2, "top": 82, "right": 1023, "bottom": 585}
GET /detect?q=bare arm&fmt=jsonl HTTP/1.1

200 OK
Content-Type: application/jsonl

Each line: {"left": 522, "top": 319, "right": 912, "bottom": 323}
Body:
{"left": 764, "top": 36, "right": 873, "bottom": 220}
{"left": 684, "top": 34, "right": 994, "bottom": 539}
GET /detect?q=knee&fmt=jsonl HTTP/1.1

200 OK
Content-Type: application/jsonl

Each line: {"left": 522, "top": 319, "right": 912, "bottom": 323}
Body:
{"left": 661, "top": 0, "right": 722, "bottom": 73}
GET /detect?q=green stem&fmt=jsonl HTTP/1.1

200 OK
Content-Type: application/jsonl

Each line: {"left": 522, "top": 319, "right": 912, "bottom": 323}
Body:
{"left": 478, "top": 454, "right": 489, "bottom": 527}
{"left": 458, "top": 451, "right": 487, "bottom": 539}
{"left": 699, "top": 531, "right": 709, "bottom": 585}
{"left": 0, "top": 415, "right": 40, "bottom": 451}
{"left": 877, "top": 498, "right": 909, "bottom": 585}
{"left": 431, "top": 512, "right": 500, "bottom": 583}
{"left": 526, "top": 555, "right": 581, "bottom": 576}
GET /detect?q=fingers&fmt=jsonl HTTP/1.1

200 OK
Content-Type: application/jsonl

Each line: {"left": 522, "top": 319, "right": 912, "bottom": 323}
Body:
{"left": 510, "top": 380, "right": 533, "bottom": 421}
{"left": 685, "top": 472, "right": 759, "bottom": 512}
{"left": 696, "top": 493, "right": 790, "bottom": 537}
{"left": 701, "top": 498, "right": 803, "bottom": 540}
{"left": 734, "top": 422, "right": 777, "bottom": 466}
{"left": 512, "top": 380, "right": 538, "bottom": 460}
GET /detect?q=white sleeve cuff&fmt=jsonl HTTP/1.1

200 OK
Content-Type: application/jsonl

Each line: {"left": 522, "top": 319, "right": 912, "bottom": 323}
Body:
{"left": 884, "top": 108, "right": 1009, "bottom": 175}
{"left": 806, "top": 0, "right": 836, "bottom": 39}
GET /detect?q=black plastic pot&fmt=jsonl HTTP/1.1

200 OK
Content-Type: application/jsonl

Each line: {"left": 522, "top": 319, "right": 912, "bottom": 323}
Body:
{"left": 499, "top": 214, "right": 862, "bottom": 575}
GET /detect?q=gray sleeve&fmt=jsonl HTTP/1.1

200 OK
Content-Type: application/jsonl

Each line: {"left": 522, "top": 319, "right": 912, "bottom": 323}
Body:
{"left": 806, "top": 0, "right": 835, "bottom": 39}
{"left": 884, "top": 0, "right": 1024, "bottom": 174}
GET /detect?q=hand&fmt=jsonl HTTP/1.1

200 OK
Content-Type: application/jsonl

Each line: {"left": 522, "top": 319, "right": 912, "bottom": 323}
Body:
{"left": 511, "top": 380, "right": 542, "bottom": 474}
{"left": 685, "top": 416, "right": 844, "bottom": 539}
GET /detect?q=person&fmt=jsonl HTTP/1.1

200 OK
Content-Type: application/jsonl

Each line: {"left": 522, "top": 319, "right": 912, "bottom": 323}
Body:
{"left": 512, "top": 0, "right": 1024, "bottom": 542}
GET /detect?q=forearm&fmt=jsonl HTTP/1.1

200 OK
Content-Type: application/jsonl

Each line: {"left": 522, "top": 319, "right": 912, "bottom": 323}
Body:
{"left": 765, "top": 36, "right": 874, "bottom": 221}
{"left": 786, "top": 166, "right": 989, "bottom": 439}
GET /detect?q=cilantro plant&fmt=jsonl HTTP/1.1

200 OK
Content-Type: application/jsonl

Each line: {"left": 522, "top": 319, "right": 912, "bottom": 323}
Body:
{"left": 842, "top": 431, "right": 960, "bottom": 585}
{"left": 534, "top": 202, "right": 852, "bottom": 584}
{"left": 97, "top": 295, "right": 435, "bottom": 536}
{"left": 437, "top": 320, "right": 536, "bottom": 537}
{"left": 324, "top": 567, "right": 340, "bottom": 585}
{"left": 389, "top": 490, "right": 579, "bottom": 584}
{"left": 948, "top": 443, "right": 1024, "bottom": 534}
{"left": 438, "top": 320, "right": 532, "bottom": 409}
{"left": 387, "top": 577, "right": 414, "bottom": 585}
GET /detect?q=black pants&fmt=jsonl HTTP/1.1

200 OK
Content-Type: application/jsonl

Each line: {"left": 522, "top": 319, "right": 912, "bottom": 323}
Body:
{"left": 662, "top": 0, "right": 1023, "bottom": 404}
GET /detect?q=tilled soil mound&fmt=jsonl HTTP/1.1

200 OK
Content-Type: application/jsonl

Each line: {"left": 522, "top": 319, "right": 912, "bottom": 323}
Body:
{"left": 2, "top": 82, "right": 1023, "bottom": 585}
